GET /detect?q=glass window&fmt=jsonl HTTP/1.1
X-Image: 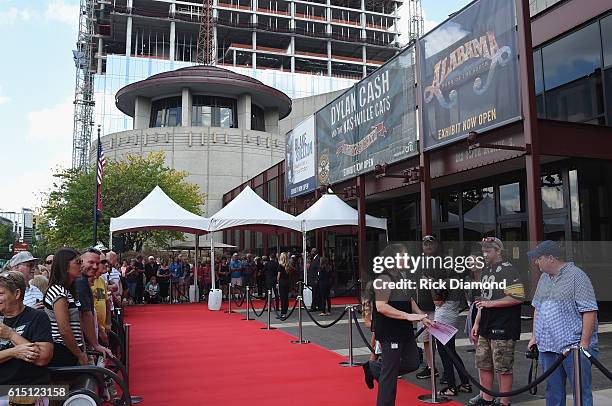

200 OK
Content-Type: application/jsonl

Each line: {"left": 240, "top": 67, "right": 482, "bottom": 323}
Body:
{"left": 462, "top": 187, "right": 495, "bottom": 239}
{"left": 602, "top": 15, "right": 612, "bottom": 68}
{"left": 149, "top": 97, "right": 182, "bottom": 128}
{"left": 499, "top": 183, "right": 522, "bottom": 215}
{"left": 569, "top": 169, "right": 581, "bottom": 237}
{"left": 605, "top": 67, "right": 612, "bottom": 126}
{"left": 541, "top": 172, "right": 565, "bottom": 210}
{"left": 437, "top": 192, "right": 459, "bottom": 223}
{"left": 542, "top": 22, "right": 602, "bottom": 91}
{"left": 268, "top": 178, "right": 278, "bottom": 207}
{"left": 533, "top": 49, "right": 545, "bottom": 118}
{"left": 255, "top": 185, "right": 264, "bottom": 198}
{"left": 191, "top": 96, "right": 237, "bottom": 128}
{"left": 251, "top": 104, "right": 266, "bottom": 131}
{"left": 541, "top": 22, "right": 604, "bottom": 124}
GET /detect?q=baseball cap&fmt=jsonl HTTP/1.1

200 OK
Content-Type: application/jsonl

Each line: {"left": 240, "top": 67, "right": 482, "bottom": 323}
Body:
{"left": 94, "top": 243, "right": 109, "bottom": 253}
{"left": 9, "top": 251, "right": 38, "bottom": 268}
{"left": 527, "top": 240, "right": 562, "bottom": 260}
{"left": 148, "top": 256, "right": 155, "bottom": 260}
{"left": 480, "top": 237, "right": 504, "bottom": 250}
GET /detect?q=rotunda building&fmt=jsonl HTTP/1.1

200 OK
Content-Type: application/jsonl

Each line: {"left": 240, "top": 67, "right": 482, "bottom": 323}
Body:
{"left": 92, "top": 65, "right": 291, "bottom": 215}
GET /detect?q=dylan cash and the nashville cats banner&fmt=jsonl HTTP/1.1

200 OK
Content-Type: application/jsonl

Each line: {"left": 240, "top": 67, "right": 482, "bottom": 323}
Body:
{"left": 316, "top": 46, "right": 418, "bottom": 185}
{"left": 285, "top": 115, "right": 316, "bottom": 198}
{"left": 419, "top": 0, "right": 521, "bottom": 151}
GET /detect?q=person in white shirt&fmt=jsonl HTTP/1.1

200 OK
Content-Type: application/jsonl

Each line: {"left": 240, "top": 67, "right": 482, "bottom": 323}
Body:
{"left": 9, "top": 251, "right": 44, "bottom": 309}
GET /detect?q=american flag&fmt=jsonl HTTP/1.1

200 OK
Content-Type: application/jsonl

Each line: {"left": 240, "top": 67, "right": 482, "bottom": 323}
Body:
{"left": 96, "top": 132, "right": 106, "bottom": 216}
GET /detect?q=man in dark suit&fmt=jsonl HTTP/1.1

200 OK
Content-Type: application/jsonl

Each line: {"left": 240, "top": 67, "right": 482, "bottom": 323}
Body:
{"left": 308, "top": 248, "right": 321, "bottom": 312}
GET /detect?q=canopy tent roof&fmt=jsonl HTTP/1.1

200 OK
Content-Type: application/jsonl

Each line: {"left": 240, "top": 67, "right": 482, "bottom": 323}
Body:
{"left": 296, "top": 193, "right": 387, "bottom": 232}
{"left": 110, "top": 186, "right": 210, "bottom": 235}
{"left": 209, "top": 186, "right": 301, "bottom": 232}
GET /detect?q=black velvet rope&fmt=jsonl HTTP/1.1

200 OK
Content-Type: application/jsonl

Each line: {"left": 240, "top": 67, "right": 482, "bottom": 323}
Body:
{"left": 443, "top": 340, "right": 567, "bottom": 398}
{"left": 273, "top": 298, "right": 299, "bottom": 321}
{"left": 352, "top": 310, "right": 375, "bottom": 353}
{"left": 249, "top": 292, "right": 268, "bottom": 317}
{"left": 303, "top": 306, "right": 348, "bottom": 328}
{"left": 583, "top": 348, "right": 612, "bottom": 382}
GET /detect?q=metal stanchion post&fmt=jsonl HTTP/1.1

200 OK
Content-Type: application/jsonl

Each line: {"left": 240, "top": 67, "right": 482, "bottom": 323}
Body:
{"left": 418, "top": 338, "right": 449, "bottom": 403}
{"left": 573, "top": 346, "right": 583, "bottom": 406}
{"left": 242, "top": 286, "right": 253, "bottom": 321}
{"left": 124, "top": 324, "right": 130, "bottom": 376}
{"left": 225, "top": 283, "right": 233, "bottom": 313}
{"left": 339, "top": 306, "right": 359, "bottom": 367}
{"left": 261, "top": 290, "right": 277, "bottom": 330}
{"left": 291, "top": 296, "right": 310, "bottom": 344}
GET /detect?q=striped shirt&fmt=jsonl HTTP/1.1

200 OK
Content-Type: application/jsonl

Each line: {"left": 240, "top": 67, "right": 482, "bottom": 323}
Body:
{"left": 24, "top": 285, "right": 44, "bottom": 308}
{"left": 44, "top": 284, "right": 84, "bottom": 347}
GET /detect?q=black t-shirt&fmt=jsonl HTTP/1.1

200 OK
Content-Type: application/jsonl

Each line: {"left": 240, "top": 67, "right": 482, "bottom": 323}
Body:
{"left": 0, "top": 307, "right": 53, "bottom": 385}
{"left": 75, "top": 275, "right": 94, "bottom": 312}
{"left": 278, "top": 264, "right": 289, "bottom": 284}
{"left": 158, "top": 267, "right": 171, "bottom": 284}
{"left": 135, "top": 262, "right": 145, "bottom": 286}
{"left": 264, "top": 261, "right": 279, "bottom": 284}
{"left": 413, "top": 256, "right": 436, "bottom": 312}
{"left": 478, "top": 261, "right": 524, "bottom": 340}
{"left": 220, "top": 264, "right": 230, "bottom": 283}
{"left": 145, "top": 263, "right": 158, "bottom": 281}
{"left": 373, "top": 272, "right": 416, "bottom": 342}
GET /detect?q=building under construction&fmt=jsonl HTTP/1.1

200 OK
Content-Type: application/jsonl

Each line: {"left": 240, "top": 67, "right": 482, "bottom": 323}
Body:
{"left": 96, "top": 0, "right": 401, "bottom": 77}
{"left": 70, "top": 0, "right": 409, "bottom": 143}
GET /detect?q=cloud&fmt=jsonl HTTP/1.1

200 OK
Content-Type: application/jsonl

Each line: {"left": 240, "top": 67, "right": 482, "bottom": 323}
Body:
{"left": 0, "top": 85, "right": 9, "bottom": 105}
{"left": 0, "top": 6, "right": 33, "bottom": 25}
{"left": 45, "top": 0, "right": 79, "bottom": 27}
{"left": 393, "top": 6, "right": 442, "bottom": 46}
{"left": 27, "top": 98, "right": 74, "bottom": 142}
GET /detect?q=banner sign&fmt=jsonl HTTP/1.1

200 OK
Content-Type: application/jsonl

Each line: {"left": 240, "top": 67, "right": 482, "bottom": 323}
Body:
{"left": 316, "top": 46, "right": 418, "bottom": 185}
{"left": 285, "top": 115, "right": 316, "bottom": 198}
{"left": 419, "top": 0, "right": 521, "bottom": 151}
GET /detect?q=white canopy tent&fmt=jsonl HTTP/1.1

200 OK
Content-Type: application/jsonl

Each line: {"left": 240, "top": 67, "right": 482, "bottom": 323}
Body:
{"left": 110, "top": 186, "right": 210, "bottom": 300}
{"left": 296, "top": 193, "right": 388, "bottom": 285}
{"left": 207, "top": 186, "right": 301, "bottom": 290}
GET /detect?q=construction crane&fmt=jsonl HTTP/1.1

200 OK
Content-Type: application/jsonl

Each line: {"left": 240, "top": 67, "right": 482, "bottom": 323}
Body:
{"left": 196, "top": 0, "right": 215, "bottom": 65}
{"left": 71, "top": 0, "right": 96, "bottom": 171}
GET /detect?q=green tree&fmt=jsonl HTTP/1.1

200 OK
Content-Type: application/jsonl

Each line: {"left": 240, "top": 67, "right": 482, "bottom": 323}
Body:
{"left": 0, "top": 222, "right": 17, "bottom": 259}
{"left": 39, "top": 152, "right": 205, "bottom": 252}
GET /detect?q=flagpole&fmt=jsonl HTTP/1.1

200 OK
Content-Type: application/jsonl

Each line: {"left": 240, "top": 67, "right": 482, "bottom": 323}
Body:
{"left": 92, "top": 125, "right": 101, "bottom": 247}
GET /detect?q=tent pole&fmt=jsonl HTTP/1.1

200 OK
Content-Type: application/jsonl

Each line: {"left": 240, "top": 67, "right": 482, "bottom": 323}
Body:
{"left": 194, "top": 234, "right": 199, "bottom": 302}
{"left": 210, "top": 232, "right": 216, "bottom": 290}
{"left": 302, "top": 222, "right": 307, "bottom": 287}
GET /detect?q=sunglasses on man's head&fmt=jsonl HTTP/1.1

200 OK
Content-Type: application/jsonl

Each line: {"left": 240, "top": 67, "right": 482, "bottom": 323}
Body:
{"left": 86, "top": 247, "right": 102, "bottom": 255}
{"left": 482, "top": 237, "right": 497, "bottom": 243}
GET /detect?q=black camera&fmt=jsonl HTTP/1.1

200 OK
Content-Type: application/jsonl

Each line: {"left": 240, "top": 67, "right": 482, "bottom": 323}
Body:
{"left": 526, "top": 345, "right": 539, "bottom": 360}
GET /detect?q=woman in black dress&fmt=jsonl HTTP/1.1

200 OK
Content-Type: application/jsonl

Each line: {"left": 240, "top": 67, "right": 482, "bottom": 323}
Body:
{"left": 318, "top": 257, "right": 332, "bottom": 316}
{"left": 277, "top": 253, "right": 290, "bottom": 317}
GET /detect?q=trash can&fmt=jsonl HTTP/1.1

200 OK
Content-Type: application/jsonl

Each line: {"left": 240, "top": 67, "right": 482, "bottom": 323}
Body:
{"left": 208, "top": 288, "right": 222, "bottom": 311}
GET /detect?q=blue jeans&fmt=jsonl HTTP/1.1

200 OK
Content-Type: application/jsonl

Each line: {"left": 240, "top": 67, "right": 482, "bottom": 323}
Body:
{"left": 540, "top": 347, "right": 598, "bottom": 406}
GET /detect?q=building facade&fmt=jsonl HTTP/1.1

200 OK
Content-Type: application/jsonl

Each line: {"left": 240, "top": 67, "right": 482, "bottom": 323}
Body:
{"left": 91, "top": 0, "right": 402, "bottom": 135}
{"left": 222, "top": 0, "right": 612, "bottom": 307}
{"left": 0, "top": 210, "right": 34, "bottom": 245}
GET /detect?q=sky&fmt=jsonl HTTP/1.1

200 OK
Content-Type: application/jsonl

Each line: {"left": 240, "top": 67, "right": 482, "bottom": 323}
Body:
{"left": 0, "top": 0, "right": 471, "bottom": 213}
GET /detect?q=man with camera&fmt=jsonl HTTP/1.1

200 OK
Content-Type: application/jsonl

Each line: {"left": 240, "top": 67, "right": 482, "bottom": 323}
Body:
{"left": 527, "top": 240, "right": 598, "bottom": 406}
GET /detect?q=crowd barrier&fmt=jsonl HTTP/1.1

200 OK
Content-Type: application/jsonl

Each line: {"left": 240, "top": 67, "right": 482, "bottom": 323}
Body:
{"left": 221, "top": 290, "right": 612, "bottom": 406}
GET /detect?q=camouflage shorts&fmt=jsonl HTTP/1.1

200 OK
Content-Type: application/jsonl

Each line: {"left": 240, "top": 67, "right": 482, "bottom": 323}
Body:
{"left": 475, "top": 337, "right": 516, "bottom": 374}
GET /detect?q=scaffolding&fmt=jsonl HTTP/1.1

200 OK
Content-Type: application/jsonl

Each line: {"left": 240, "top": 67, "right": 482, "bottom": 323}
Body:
{"left": 72, "top": 0, "right": 96, "bottom": 171}
{"left": 407, "top": 0, "right": 423, "bottom": 44}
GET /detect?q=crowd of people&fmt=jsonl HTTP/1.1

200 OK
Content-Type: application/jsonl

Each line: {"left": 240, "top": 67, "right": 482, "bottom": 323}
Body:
{"left": 361, "top": 236, "right": 600, "bottom": 406}
{"left": 0, "top": 246, "right": 124, "bottom": 403}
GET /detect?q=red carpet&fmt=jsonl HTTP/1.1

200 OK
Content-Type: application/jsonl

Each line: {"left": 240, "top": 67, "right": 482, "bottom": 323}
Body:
{"left": 126, "top": 304, "right": 463, "bottom": 405}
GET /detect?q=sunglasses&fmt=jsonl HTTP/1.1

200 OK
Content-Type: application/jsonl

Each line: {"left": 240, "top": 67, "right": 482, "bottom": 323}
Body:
{"left": 45, "top": 260, "right": 53, "bottom": 265}
{"left": 0, "top": 272, "right": 15, "bottom": 281}
{"left": 482, "top": 237, "right": 497, "bottom": 243}
{"left": 86, "top": 247, "right": 102, "bottom": 255}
